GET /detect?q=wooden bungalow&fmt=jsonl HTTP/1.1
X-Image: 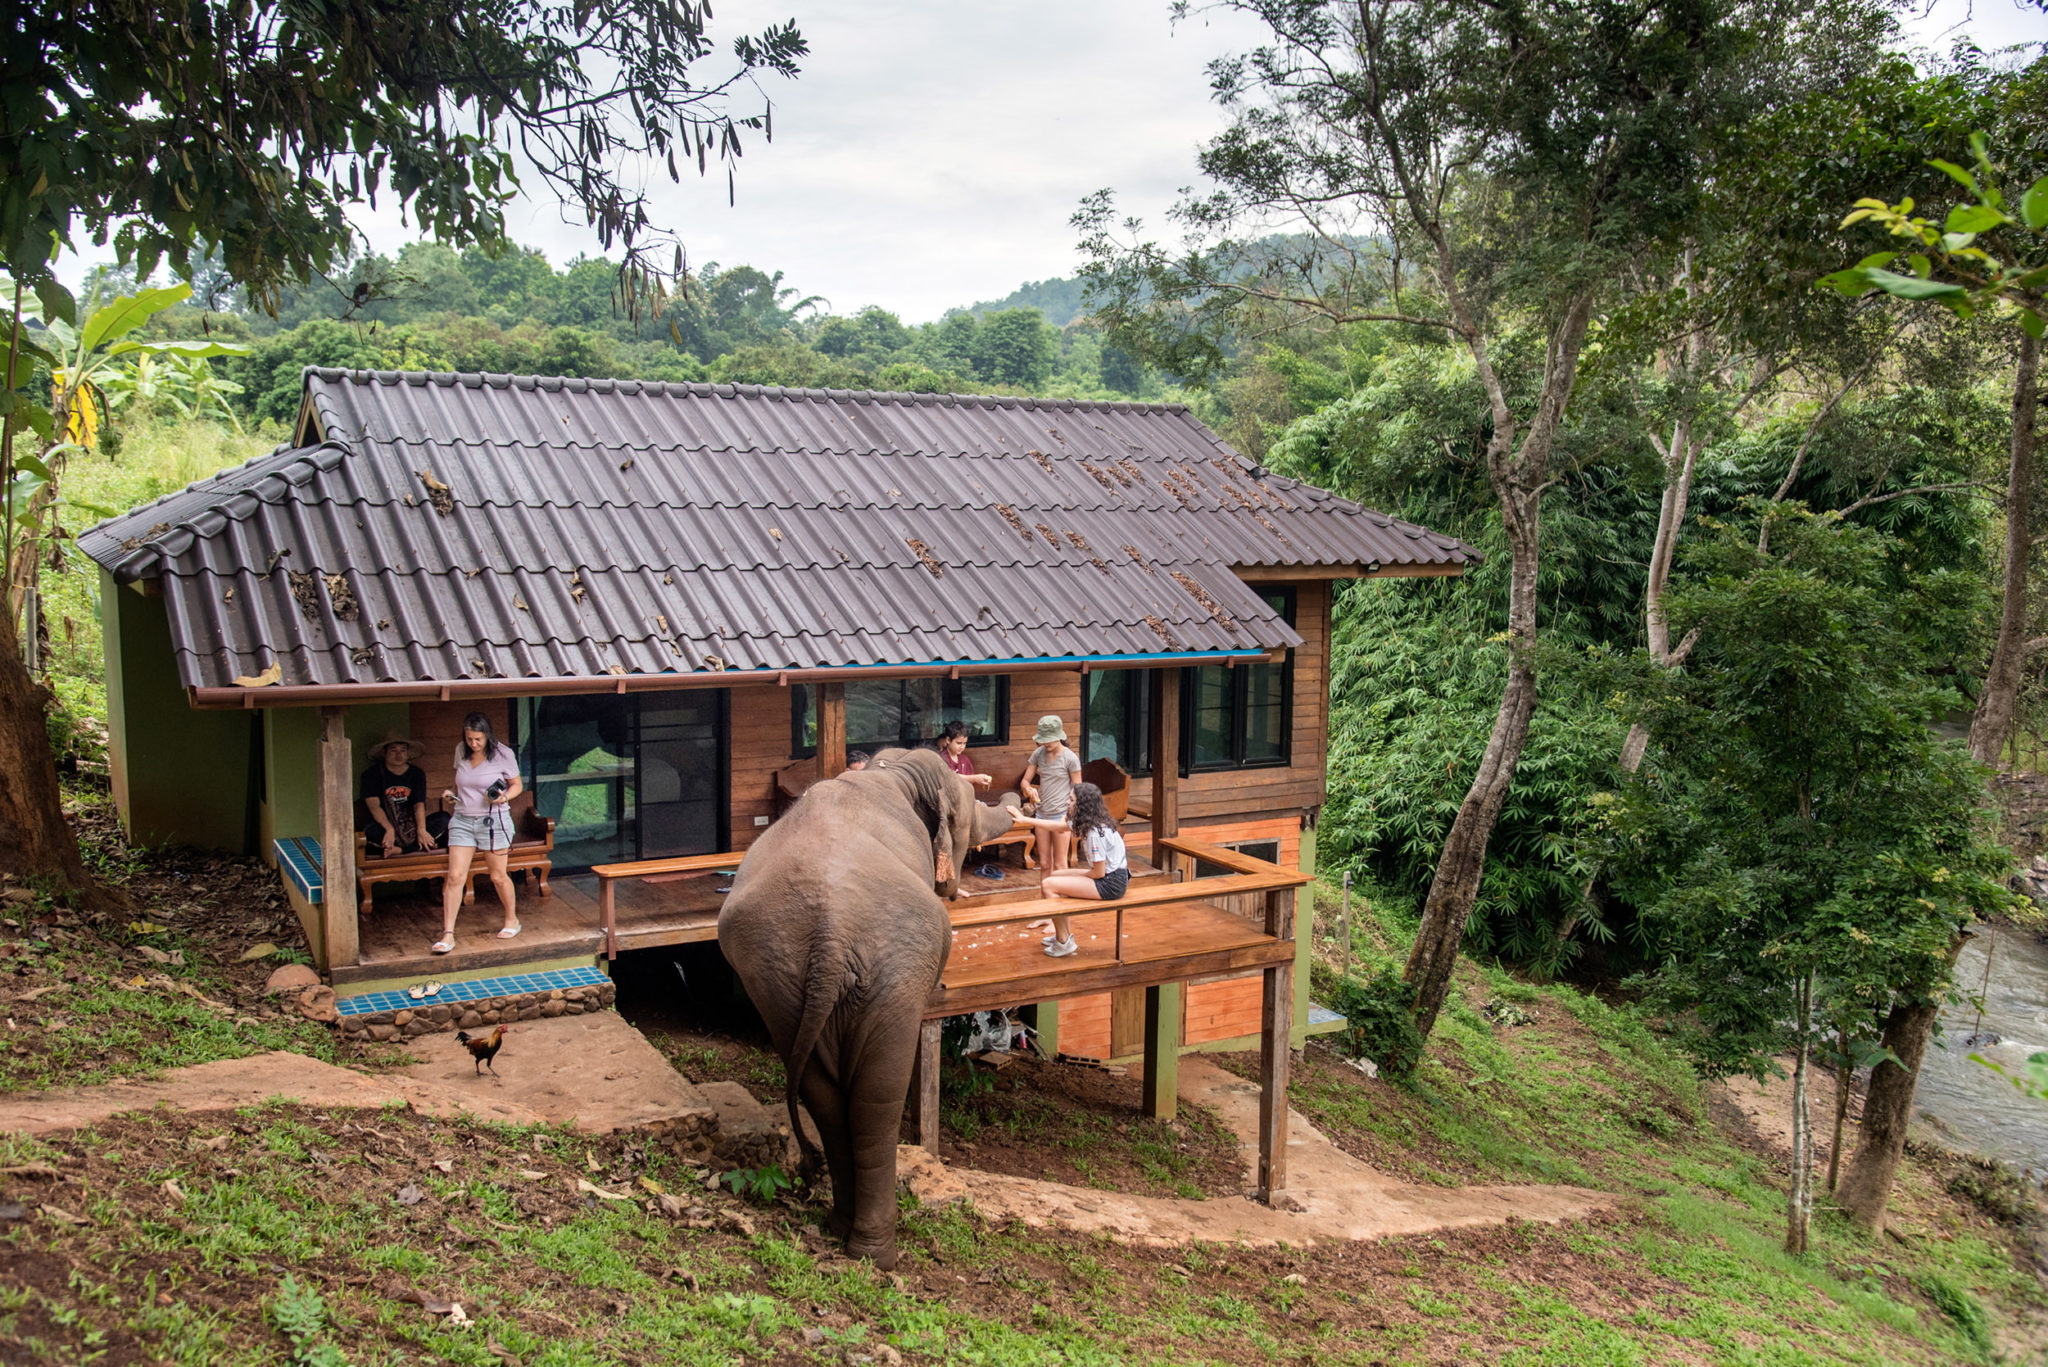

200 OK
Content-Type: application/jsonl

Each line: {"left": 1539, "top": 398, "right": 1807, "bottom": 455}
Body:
{"left": 80, "top": 369, "right": 1477, "bottom": 1066}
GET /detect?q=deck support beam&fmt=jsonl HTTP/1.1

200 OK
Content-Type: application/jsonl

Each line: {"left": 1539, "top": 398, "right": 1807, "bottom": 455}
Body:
{"left": 1257, "top": 885, "right": 1296, "bottom": 1202}
{"left": 912, "top": 1017, "right": 942, "bottom": 1151}
{"left": 1142, "top": 982, "right": 1181, "bottom": 1119}
{"left": 318, "top": 706, "right": 358, "bottom": 975}
{"left": 818, "top": 681, "right": 847, "bottom": 780}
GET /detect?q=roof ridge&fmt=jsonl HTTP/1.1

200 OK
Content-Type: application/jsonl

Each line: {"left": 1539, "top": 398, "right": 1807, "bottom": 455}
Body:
{"left": 304, "top": 367, "right": 1194, "bottom": 417}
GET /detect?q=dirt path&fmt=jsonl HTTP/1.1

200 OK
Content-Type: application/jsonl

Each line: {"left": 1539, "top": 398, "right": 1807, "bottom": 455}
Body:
{"left": 0, "top": 1013, "right": 709, "bottom": 1136}
{"left": 898, "top": 1056, "right": 1611, "bottom": 1247}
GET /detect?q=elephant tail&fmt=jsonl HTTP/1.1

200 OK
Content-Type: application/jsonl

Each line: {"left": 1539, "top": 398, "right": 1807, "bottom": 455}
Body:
{"left": 782, "top": 958, "right": 840, "bottom": 1179}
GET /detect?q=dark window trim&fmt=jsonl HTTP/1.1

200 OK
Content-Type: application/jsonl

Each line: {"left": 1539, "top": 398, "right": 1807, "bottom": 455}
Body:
{"left": 1181, "top": 586, "right": 1295, "bottom": 773}
{"left": 1081, "top": 667, "right": 1153, "bottom": 778}
{"left": 790, "top": 675, "right": 1011, "bottom": 759}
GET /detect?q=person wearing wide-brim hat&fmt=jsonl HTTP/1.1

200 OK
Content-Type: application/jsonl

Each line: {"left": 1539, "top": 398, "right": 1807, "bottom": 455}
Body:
{"left": 361, "top": 733, "right": 437, "bottom": 859}
{"left": 1020, "top": 715, "right": 1085, "bottom": 954}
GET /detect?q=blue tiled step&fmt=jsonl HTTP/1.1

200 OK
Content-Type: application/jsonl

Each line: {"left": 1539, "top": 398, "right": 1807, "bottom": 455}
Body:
{"left": 337, "top": 964, "right": 610, "bottom": 1018}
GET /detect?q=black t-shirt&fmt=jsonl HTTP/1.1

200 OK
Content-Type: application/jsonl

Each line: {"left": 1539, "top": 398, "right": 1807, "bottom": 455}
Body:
{"left": 361, "top": 764, "right": 427, "bottom": 846}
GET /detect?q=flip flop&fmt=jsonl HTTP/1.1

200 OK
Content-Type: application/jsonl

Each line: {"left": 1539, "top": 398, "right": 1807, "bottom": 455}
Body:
{"left": 497, "top": 924, "right": 522, "bottom": 940}
{"left": 407, "top": 984, "right": 427, "bottom": 1000}
{"left": 423, "top": 981, "right": 443, "bottom": 997}
{"left": 431, "top": 937, "right": 455, "bottom": 955}
{"left": 975, "top": 864, "right": 1004, "bottom": 880}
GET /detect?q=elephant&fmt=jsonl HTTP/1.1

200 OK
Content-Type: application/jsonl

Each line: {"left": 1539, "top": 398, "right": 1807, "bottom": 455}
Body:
{"left": 717, "top": 746, "right": 1018, "bottom": 1266}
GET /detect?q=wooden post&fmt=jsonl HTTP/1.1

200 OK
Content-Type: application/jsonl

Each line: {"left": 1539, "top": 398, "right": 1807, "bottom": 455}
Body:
{"left": 1340, "top": 870, "right": 1353, "bottom": 981}
{"left": 599, "top": 875, "right": 618, "bottom": 960}
{"left": 1142, "top": 982, "right": 1182, "bottom": 1120}
{"left": 317, "top": 706, "right": 358, "bottom": 975}
{"left": 912, "top": 1017, "right": 943, "bottom": 1151}
{"left": 1148, "top": 667, "right": 1179, "bottom": 871}
{"left": 818, "top": 681, "right": 848, "bottom": 779}
{"left": 1257, "top": 884, "right": 1296, "bottom": 1202}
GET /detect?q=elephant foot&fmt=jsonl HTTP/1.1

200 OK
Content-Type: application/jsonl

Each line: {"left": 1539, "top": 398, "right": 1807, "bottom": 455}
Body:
{"left": 848, "top": 1238, "right": 899, "bottom": 1271}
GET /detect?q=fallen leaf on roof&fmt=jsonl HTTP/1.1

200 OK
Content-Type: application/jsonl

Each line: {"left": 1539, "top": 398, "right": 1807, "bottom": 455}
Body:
{"left": 703, "top": 655, "right": 725, "bottom": 672}
{"left": 324, "top": 573, "right": 359, "bottom": 621}
{"left": 768, "top": 527, "right": 782, "bottom": 541}
{"left": 265, "top": 548, "right": 289, "bottom": 575}
{"left": 619, "top": 459, "right": 635, "bottom": 471}
{"left": 655, "top": 614, "right": 669, "bottom": 633}
{"left": 232, "top": 662, "right": 282, "bottom": 688}
{"left": 471, "top": 660, "right": 488, "bottom": 675}
{"left": 906, "top": 538, "right": 944, "bottom": 579}
{"left": 222, "top": 587, "right": 235, "bottom": 604}
{"left": 403, "top": 493, "right": 418, "bottom": 507}
{"left": 607, "top": 665, "right": 627, "bottom": 676}
{"left": 377, "top": 618, "right": 391, "bottom": 629}
{"left": 350, "top": 646, "right": 375, "bottom": 665}
{"left": 288, "top": 570, "right": 322, "bottom": 621}
{"left": 415, "top": 468, "right": 456, "bottom": 516}
{"left": 513, "top": 595, "right": 529, "bottom": 612}
{"left": 663, "top": 574, "right": 673, "bottom": 585}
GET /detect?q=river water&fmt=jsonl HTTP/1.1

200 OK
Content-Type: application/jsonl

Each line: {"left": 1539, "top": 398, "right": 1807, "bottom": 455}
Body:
{"left": 1914, "top": 925, "right": 2048, "bottom": 1174}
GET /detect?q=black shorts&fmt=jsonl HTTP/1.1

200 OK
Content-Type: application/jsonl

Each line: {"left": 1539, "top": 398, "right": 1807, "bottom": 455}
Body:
{"left": 1094, "top": 867, "right": 1130, "bottom": 900}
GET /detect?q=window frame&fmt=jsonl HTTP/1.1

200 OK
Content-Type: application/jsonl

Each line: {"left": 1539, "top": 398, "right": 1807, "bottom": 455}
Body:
{"left": 791, "top": 675, "right": 1011, "bottom": 758}
{"left": 1181, "top": 586, "right": 1295, "bottom": 774}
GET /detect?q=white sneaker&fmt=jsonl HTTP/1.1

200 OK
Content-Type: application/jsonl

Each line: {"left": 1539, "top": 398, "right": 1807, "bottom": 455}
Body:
{"left": 1044, "top": 937, "right": 1078, "bottom": 958}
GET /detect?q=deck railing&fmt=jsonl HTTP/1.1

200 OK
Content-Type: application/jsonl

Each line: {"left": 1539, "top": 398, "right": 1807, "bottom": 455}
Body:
{"left": 589, "top": 852, "right": 738, "bottom": 959}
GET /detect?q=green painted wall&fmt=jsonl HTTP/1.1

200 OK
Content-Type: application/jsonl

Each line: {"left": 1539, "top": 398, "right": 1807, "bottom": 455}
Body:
{"left": 259, "top": 702, "right": 409, "bottom": 862}
{"left": 102, "top": 571, "right": 256, "bottom": 852}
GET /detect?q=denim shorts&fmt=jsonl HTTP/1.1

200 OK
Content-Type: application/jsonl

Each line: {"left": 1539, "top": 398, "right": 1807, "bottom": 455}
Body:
{"left": 1093, "top": 867, "right": 1130, "bottom": 900}
{"left": 447, "top": 808, "right": 514, "bottom": 850}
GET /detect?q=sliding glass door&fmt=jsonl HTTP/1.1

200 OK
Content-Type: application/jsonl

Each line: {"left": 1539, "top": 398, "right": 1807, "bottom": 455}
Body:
{"left": 514, "top": 690, "right": 728, "bottom": 871}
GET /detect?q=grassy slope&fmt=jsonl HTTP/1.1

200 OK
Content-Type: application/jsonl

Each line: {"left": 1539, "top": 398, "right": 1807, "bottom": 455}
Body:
{"left": 5, "top": 420, "right": 2042, "bottom": 1363}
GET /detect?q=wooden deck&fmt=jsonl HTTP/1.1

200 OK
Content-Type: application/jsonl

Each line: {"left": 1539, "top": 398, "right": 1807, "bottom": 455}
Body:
{"left": 335, "top": 850, "right": 1172, "bottom": 986}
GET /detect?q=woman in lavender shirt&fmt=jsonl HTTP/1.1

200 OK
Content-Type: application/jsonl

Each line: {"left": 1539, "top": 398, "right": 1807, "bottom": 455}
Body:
{"left": 432, "top": 712, "right": 525, "bottom": 954}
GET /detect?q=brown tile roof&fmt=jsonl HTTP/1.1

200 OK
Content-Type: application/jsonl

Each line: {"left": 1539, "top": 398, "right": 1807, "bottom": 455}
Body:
{"left": 79, "top": 370, "right": 1478, "bottom": 695}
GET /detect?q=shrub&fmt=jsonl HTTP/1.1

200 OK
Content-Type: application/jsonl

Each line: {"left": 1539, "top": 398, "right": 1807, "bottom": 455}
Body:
{"left": 1324, "top": 968, "right": 1425, "bottom": 1081}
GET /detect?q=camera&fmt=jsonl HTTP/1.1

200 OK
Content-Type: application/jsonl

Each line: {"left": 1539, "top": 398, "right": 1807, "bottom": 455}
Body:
{"left": 485, "top": 777, "right": 507, "bottom": 802}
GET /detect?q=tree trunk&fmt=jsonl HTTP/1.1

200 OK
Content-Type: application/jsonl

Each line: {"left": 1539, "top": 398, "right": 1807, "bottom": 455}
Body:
{"left": 1403, "top": 291, "right": 1596, "bottom": 1039}
{"left": 1836, "top": 935, "right": 1968, "bottom": 1233}
{"left": 1785, "top": 974, "right": 1813, "bottom": 1256}
{"left": 0, "top": 604, "right": 95, "bottom": 897}
{"left": 1968, "top": 332, "right": 2041, "bottom": 766}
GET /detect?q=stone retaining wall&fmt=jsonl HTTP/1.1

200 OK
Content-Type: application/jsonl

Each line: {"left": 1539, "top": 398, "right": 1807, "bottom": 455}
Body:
{"left": 339, "top": 981, "right": 618, "bottom": 1043}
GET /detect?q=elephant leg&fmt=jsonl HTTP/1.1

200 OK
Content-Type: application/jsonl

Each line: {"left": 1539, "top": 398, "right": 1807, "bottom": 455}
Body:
{"left": 795, "top": 1055, "right": 856, "bottom": 1239}
{"left": 839, "top": 984, "right": 928, "bottom": 1269}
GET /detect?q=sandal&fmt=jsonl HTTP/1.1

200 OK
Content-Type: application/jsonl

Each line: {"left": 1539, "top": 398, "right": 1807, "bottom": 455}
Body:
{"left": 497, "top": 924, "right": 522, "bottom": 940}
{"left": 423, "top": 981, "right": 443, "bottom": 997}
{"left": 431, "top": 937, "right": 455, "bottom": 955}
{"left": 407, "top": 984, "right": 427, "bottom": 1000}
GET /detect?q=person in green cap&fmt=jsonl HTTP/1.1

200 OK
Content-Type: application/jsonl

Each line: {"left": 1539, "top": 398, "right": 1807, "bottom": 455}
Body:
{"left": 1021, "top": 714, "right": 1084, "bottom": 954}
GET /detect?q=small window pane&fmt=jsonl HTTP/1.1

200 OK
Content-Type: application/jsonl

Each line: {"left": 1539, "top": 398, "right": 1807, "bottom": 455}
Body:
{"left": 950, "top": 677, "right": 1003, "bottom": 743}
{"left": 1084, "top": 671, "right": 1130, "bottom": 766}
{"left": 1190, "top": 665, "right": 1235, "bottom": 768}
{"left": 1241, "top": 660, "right": 1287, "bottom": 764}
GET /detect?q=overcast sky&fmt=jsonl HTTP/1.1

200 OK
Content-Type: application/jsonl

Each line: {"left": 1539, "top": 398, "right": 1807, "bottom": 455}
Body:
{"left": 65, "top": 0, "right": 2048, "bottom": 323}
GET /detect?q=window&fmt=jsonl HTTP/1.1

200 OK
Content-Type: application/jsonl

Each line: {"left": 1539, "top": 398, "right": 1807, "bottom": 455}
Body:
{"left": 1082, "top": 669, "right": 1151, "bottom": 775}
{"left": 1184, "top": 587, "right": 1294, "bottom": 772}
{"left": 513, "top": 690, "right": 728, "bottom": 871}
{"left": 793, "top": 676, "right": 1009, "bottom": 756}
{"left": 1193, "top": 839, "right": 1283, "bottom": 878}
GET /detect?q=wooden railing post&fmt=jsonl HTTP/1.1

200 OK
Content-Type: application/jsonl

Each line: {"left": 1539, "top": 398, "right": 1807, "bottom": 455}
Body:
{"left": 1148, "top": 667, "right": 1179, "bottom": 872}
{"left": 819, "top": 681, "right": 847, "bottom": 779}
{"left": 317, "top": 706, "right": 358, "bottom": 974}
{"left": 599, "top": 874, "right": 618, "bottom": 960}
{"left": 1257, "top": 884, "right": 1296, "bottom": 1202}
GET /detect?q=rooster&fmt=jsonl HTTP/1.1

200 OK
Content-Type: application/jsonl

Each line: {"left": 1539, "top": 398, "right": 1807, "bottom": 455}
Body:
{"left": 454, "top": 1025, "right": 507, "bottom": 1075}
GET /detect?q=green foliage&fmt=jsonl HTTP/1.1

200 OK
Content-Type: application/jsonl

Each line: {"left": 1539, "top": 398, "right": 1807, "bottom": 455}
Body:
{"left": 1323, "top": 968, "right": 1426, "bottom": 1081}
{"left": 268, "top": 1275, "right": 348, "bottom": 1367}
{"left": 719, "top": 1165, "right": 795, "bottom": 1203}
{"left": 1915, "top": 1272, "right": 1992, "bottom": 1357}
{"left": 1599, "top": 506, "right": 2018, "bottom": 1078}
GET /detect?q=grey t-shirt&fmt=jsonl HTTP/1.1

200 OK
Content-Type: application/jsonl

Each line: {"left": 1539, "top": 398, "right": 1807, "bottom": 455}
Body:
{"left": 1027, "top": 744, "right": 1083, "bottom": 816}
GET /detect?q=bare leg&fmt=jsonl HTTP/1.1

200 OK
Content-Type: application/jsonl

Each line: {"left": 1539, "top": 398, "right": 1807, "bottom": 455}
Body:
{"left": 1040, "top": 869, "right": 1102, "bottom": 941}
{"left": 482, "top": 846, "right": 517, "bottom": 929}
{"left": 439, "top": 845, "right": 476, "bottom": 946}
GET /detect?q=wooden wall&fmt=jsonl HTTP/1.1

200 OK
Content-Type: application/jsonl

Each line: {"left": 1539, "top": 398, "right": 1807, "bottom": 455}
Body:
{"left": 409, "top": 699, "right": 514, "bottom": 799}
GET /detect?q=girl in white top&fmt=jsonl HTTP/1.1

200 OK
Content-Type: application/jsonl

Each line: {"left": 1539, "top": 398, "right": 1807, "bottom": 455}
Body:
{"left": 1010, "top": 782, "right": 1127, "bottom": 956}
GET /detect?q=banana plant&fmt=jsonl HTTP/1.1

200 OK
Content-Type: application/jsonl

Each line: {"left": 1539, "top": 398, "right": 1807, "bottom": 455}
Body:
{"left": 1, "top": 278, "right": 247, "bottom": 631}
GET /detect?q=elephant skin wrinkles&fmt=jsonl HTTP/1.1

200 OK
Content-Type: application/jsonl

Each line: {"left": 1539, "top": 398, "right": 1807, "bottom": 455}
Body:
{"left": 717, "top": 748, "right": 1017, "bottom": 1268}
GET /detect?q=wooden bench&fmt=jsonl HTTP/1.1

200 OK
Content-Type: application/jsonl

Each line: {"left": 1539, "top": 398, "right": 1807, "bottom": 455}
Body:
{"left": 352, "top": 805, "right": 556, "bottom": 916}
